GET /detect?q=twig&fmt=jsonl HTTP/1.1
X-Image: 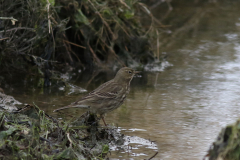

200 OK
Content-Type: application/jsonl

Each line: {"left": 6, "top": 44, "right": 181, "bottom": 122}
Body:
{"left": 156, "top": 30, "right": 159, "bottom": 60}
{"left": 149, "top": 0, "right": 164, "bottom": 10}
{"left": 0, "top": 17, "right": 17, "bottom": 21}
{"left": 154, "top": 72, "right": 159, "bottom": 87}
{"left": 119, "top": 0, "right": 131, "bottom": 9}
{"left": 88, "top": 43, "right": 102, "bottom": 64}
{"left": 137, "top": 3, "right": 154, "bottom": 36}
{"left": 45, "top": 0, "right": 56, "bottom": 59}
{"left": 148, "top": 152, "right": 158, "bottom": 160}
{"left": 106, "top": 45, "right": 126, "bottom": 67}
{"left": 0, "top": 17, "right": 18, "bottom": 25}
{"left": 50, "top": 17, "right": 58, "bottom": 25}
{"left": 114, "top": 19, "right": 131, "bottom": 37}
{"left": 85, "top": 70, "right": 100, "bottom": 89}
{"left": 0, "top": 27, "right": 35, "bottom": 33}
{"left": 90, "top": 144, "right": 96, "bottom": 150}
{"left": 138, "top": 3, "right": 166, "bottom": 29}
{"left": 46, "top": 0, "right": 51, "bottom": 34}
{"left": 67, "top": 132, "right": 73, "bottom": 148}
{"left": 0, "top": 37, "right": 9, "bottom": 41}
{"left": 62, "top": 35, "right": 74, "bottom": 63}
{"left": 63, "top": 40, "right": 86, "bottom": 49}
{"left": 87, "top": 0, "right": 116, "bottom": 40}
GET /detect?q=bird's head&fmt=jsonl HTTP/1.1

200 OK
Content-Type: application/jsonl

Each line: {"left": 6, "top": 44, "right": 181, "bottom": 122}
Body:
{"left": 114, "top": 67, "right": 140, "bottom": 84}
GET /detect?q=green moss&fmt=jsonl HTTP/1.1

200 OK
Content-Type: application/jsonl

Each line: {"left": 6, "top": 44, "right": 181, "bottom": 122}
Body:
{"left": 208, "top": 120, "right": 240, "bottom": 160}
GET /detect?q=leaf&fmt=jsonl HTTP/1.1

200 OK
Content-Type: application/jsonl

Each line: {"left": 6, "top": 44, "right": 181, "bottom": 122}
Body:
{"left": 102, "top": 144, "right": 109, "bottom": 154}
{"left": 124, "top": 10, "right": 134, "bottom": 19}
{"left": 49, "top": 0, "right": 55, "bottom": 5}
{"left": 138, "top": 3, "right": 151, "bottom": 15}
{"left": 102, "top": 9, "right": 113, "bottom": 16}
{"left": 0, "top": 126, "right": 18, "bottom": 140}
{"left": 55, "top": 148, "right": 76, "bottom": 159}
{"left": 75, "top": 9, "right": 89, "bottom": 25}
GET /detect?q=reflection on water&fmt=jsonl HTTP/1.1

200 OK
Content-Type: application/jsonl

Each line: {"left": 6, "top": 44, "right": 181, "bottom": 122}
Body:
{"left": 2, "top": 1, "right": 240, "bottom": 160}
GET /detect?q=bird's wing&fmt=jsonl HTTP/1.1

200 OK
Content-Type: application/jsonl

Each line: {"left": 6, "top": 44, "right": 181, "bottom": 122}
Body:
{"left": 88, "top": 80, "right": 113, "bottom": 94}
{"left": 67, "top": 80, "right": 122, "bottom": 107}
{"left": 84, "top": 80, "right": 123, "bottom": 99}
{"left": 53, "top": 80, "right": 123, "bottom": 112}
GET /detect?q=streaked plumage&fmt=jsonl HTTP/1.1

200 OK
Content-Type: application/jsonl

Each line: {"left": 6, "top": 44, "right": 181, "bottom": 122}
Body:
{"left": 53, "top": 67, "right": 140, "bottom": 125}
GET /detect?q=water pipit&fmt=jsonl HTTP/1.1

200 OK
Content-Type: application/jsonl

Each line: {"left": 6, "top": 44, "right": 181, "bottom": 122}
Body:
{"left": 53, "top": 67, "right": 140, "bottom": 126}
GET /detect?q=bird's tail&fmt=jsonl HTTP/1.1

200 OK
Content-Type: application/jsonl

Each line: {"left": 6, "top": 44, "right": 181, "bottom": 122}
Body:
{"left": 53, "top": 105, "right": 90, "bottom": 112}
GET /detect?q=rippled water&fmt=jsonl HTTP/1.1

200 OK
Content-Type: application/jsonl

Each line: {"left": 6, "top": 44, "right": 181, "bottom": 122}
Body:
{"left": 106, "top": 2, "right": 240, "bottom": 159}
{"left": 2, "top": 1, "right": 240, "bottom": 160}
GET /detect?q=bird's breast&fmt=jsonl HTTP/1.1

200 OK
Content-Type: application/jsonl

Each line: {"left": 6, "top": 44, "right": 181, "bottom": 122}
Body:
{"left": 125, "top": 85, "right": 130, "bottom": 94}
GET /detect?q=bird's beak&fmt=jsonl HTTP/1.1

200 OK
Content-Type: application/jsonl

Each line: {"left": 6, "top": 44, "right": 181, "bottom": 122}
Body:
{"left": 134, "top": 71, "right": 141, "bottom": 74}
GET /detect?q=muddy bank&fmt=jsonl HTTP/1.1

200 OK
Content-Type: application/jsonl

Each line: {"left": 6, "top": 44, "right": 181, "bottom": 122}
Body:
{"left": 0, "top": 92, "right": 125, "bottom": 159}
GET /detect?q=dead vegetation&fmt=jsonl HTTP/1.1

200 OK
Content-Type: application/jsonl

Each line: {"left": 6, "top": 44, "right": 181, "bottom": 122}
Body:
{"left": 0, "top": 0, "right": 168, "bottom": 90}
{"left": 0, "top": 0, "right": 163, "bottom": 72}
{"left": 0, "top": 104, "right": 124, "bottom": 159}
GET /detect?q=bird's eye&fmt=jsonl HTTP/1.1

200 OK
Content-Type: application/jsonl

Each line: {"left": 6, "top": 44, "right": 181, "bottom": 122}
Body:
{"left": 128, "top": 71, "right": 132, "bottom": 74}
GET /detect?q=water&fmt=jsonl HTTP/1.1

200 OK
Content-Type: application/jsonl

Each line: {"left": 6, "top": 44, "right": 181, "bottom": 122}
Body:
{"left": 2, "top": 1, "right": 240, "bottom": 159}
{"left": 106, "top": 2, "right": 240, "bottom": 159}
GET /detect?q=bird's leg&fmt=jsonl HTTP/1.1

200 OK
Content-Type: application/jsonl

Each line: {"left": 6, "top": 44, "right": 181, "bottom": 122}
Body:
{"left": 100, "top": 115, "right": 107, "bottom": 126}
{"left": 102, "top": 117, "right": 107, "bottom": 126}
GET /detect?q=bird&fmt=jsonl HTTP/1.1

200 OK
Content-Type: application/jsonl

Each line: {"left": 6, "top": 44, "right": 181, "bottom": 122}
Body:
{"left": 53, "top": 67, "right": 140, "bottom": 126}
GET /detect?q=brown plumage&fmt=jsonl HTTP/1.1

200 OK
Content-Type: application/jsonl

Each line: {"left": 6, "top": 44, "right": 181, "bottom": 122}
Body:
{"left": 53, "top": 67, "right": 140, "bottom": 125}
